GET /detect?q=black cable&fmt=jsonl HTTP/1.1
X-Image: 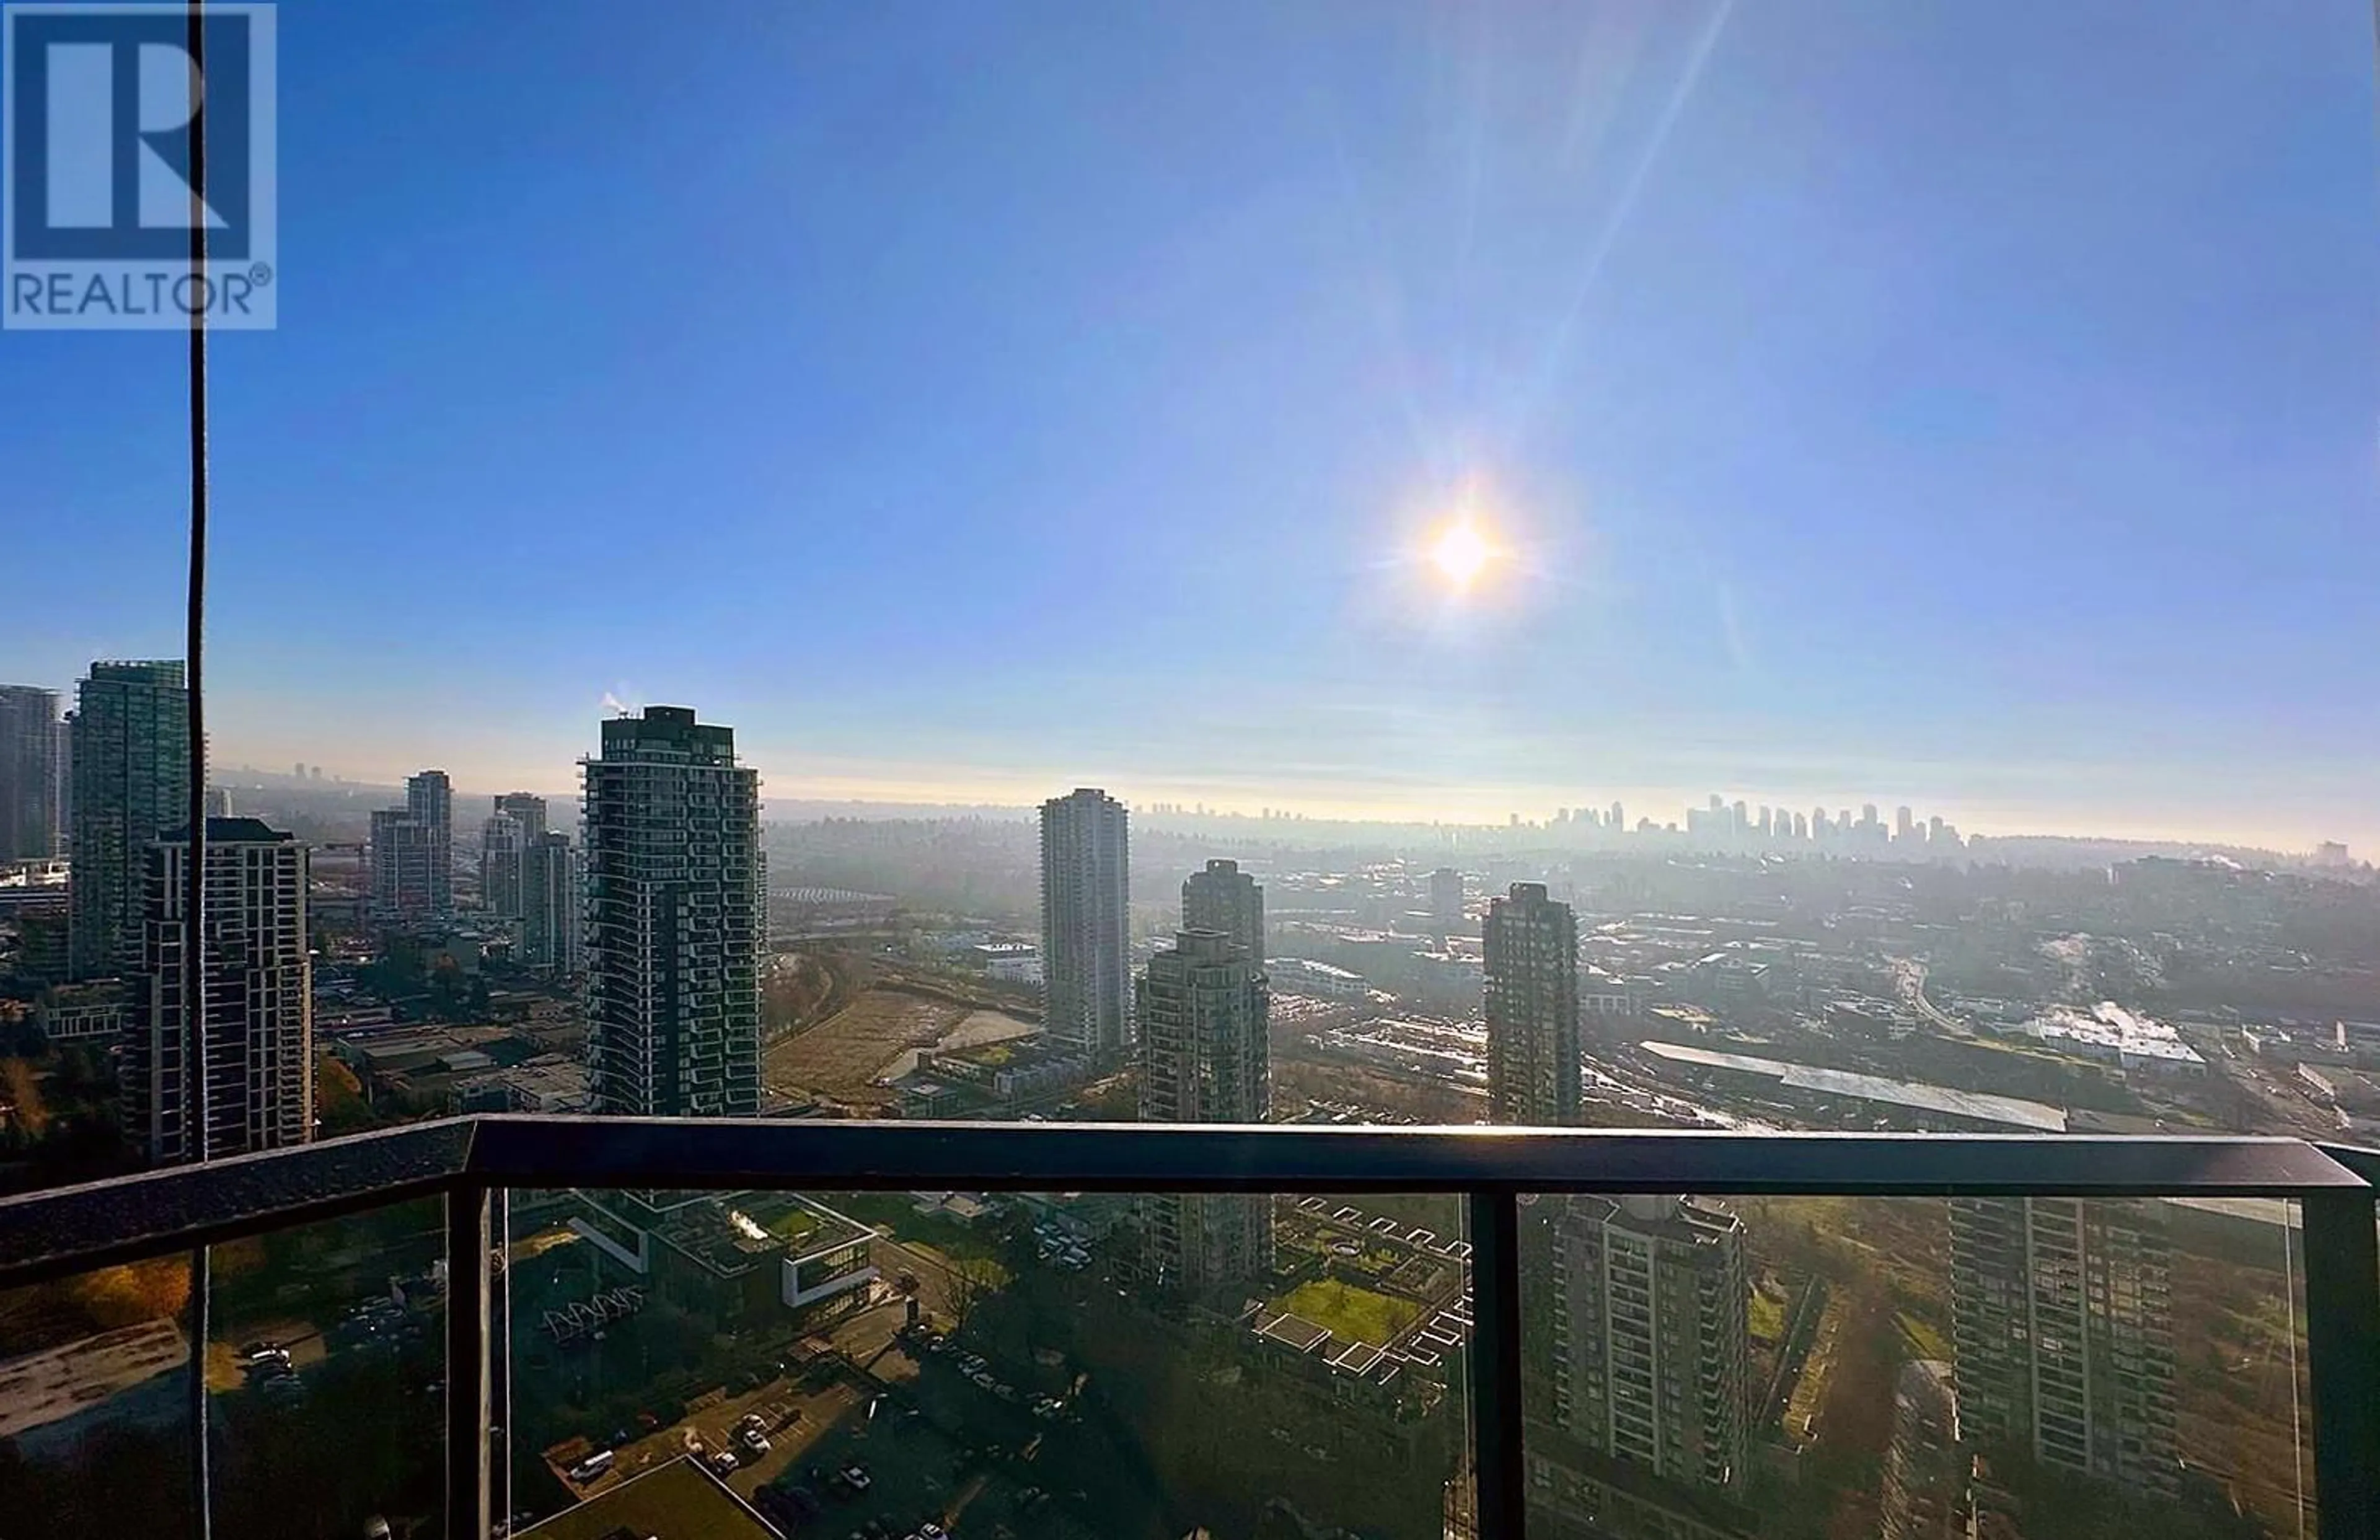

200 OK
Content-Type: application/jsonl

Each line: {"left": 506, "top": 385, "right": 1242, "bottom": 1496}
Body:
{"left": 183, "top": 2, "right": 212, "bottom": 1536}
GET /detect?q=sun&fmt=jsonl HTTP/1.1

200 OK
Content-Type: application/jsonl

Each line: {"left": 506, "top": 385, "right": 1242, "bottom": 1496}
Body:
{"left": 1429, "top": 521, "right": 1492, "bottom": 589}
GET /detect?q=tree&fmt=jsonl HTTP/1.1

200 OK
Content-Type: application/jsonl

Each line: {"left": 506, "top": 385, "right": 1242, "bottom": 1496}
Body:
{"left": 0, "top": 1057, "right": 49, "bottom": 1143}
{"left": 66, "top": 1257, "right": 192, "bottom": 1329}
{"left": 315, "top": 1050, "right": 378, "bottom": 1135}
{"left": 948, "top": 1255, "right": 1005, "bottom": 1331}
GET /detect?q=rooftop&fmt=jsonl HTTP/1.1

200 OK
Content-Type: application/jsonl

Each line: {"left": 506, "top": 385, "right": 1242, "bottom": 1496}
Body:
{"left": 1639, "top": 1039, "right": 2069, "bottom": 1133}
{"left": 2021, "top": 1001, "right": 2207, "bottom": 1067}
{"left": 651, "top": 1191, "right": 871, "bottom": 1276}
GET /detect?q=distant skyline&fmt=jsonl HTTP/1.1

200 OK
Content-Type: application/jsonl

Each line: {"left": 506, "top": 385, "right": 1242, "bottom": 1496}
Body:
{"left": 192, "top": 752, "right": 2344, "bottom": 857}
{"left": 6, "top": 3, "right": 2378, "bottom": 853}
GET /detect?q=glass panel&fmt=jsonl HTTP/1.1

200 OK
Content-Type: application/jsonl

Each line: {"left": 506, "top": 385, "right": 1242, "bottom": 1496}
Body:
{"left": 504, "top": 1186, "right": 1470, "bottom": 1539}
{"left": 0, "top": 1256, "right": 195, "bottom": 1540}
{"left": 205, "top": 1197, "right": 449, "bottom": 1540}
{"left": 1517, "top": 1194, "right": 2311, "bottom": 1540}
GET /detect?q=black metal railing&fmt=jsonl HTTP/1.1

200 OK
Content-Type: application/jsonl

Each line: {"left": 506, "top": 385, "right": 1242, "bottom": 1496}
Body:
{"left": 2, "top": 1117, "right": 2375, "bottom": 1540}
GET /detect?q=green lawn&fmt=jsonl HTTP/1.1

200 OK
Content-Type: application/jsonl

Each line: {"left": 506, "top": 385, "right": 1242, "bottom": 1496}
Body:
{"left": 760, "top": 1206, "right": 821, "bottom": 1243}
{"left": 1749, "top": 1288, "right": 1785, "bottom": 1342}
{"left": 824, "top": 1191, "right": 1009, "bottom": 1267}
{"left": 1277, "top": 1278, "right": 1421, "bottom": 1347}
{"left": 1897, "top": 1309, "right": 1951, "bottom": 1362}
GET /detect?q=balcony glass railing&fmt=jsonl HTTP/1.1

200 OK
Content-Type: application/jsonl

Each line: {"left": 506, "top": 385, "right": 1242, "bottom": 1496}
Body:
{"left": 1, "top": 1118, "right": 2376, "bottom": 1540}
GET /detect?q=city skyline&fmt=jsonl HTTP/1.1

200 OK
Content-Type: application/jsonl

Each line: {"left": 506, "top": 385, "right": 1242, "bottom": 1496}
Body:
{"left": 77, "top": 729, "right": 2380, "bottom": 855}
{"left": 0, "top": 695, "right": 2348, "bottom": 1540}
{"left": 141, "top": 744, "right": 2380, "bottom": 862}
{"left": 32, "top": 661, "right": 2343, "bottom": 867}
{"left": 7, "top": 2, "right": 2380, "bottom": 853}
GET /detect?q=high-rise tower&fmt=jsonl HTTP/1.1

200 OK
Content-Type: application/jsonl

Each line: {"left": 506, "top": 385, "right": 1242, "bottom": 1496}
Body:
{"left": 1182, "top": 858, "right": 1263, "bottom": 968}
{"left": 1548, "top": 1195, "right": 1749, "bottom": 1493}
{"left": 520, "top": 830, "right": 581, "bottom": 975}
{"left": 68, "top": 662, "right": 190, "bottom": 979}
{"left": 123, "top": 818, "right": 313, "bottom": 1163}
{"left": 369, "top": 809, "right": 439, "bottom": 919}
{"left": 583, "top": 706, "right": 763, "bottom": 1117}
{"left": 1429, "top": 866, "right": 1465, "bottom": 939}
{"left": 495, "top": 790, "right": 548, "bottom": 842}
{"left": 0, "top": 685, "right": 61, "bottom": 863}
{"left": 480, "top": 809, "right": 527, "bottom": 918}
{"left": 1040, "top": 788, "right": 1130, "bottom": 1059}
{"left": 406, "top": 770, "right": 453, "bottom": 912}
{"left": 1484, "top": 882, "right": 1580, "bottom": 1126}
{"left": 1137, "top": 928, "right": 1271, "bottom": 1293}
{"left": 1949, "top": 1197, "right": 2179, "bottom": 1497}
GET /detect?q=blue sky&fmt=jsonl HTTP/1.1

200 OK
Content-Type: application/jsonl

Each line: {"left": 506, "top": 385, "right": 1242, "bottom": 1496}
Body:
{"left": 6, "top": 0, "right": 2379, "bottom": 846}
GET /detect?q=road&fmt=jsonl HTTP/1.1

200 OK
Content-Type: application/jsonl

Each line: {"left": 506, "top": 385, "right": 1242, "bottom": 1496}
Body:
{"left": 1893, "top": 957, "right": 1968, "bottom": 1034}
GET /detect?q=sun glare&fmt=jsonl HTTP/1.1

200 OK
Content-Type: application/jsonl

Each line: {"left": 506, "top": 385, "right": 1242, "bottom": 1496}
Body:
{"left": 1430, "top": 520, "right": 1492, "bottom": 589}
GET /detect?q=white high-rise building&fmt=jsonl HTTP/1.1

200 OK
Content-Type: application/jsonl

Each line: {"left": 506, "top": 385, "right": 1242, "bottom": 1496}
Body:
{"left": 1137, "top": 928, "right": 1271, "bottom": 1293}
{"left": 122, "top": 817, "right": 313, "bottom": 1163}
{"left": 583, "top": 706, "right": 763, "bottom": 1117}
{"left": 407, "top": 770, "right": 453, "bottom": 912}
{"left": 1548, "top": 1195, "right": 1749, "bottom": 1494}
{"left": 1040, "top": 787, "right": 1130, "bottom": 1059}
{"left": 1484, "top": 882, "right": 1580, "bottom": 1126}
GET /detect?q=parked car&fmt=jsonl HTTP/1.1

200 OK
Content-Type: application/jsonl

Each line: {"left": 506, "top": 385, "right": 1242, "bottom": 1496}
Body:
{"left": 567, "top": 1451, "right": 615, "bottom": 1484}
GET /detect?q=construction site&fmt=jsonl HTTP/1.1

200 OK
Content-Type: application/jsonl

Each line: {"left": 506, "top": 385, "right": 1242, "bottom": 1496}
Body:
{"left": 762, "top": 947, "right": 1039, "bottom": 1116}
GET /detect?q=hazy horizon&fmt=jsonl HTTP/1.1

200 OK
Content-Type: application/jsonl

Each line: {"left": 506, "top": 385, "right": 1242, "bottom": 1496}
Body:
{"left": 193, "top": 750, "right": 2345, "bottom": 857}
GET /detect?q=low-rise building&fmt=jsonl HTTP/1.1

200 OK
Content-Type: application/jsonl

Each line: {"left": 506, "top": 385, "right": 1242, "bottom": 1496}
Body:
{"left": 1580, "top": 966, "right": 1639, "bottom": 1017}
{"left": 33, "top": 979, "right": 131, "bottom": 1042}
{"left": 570, "top": 1190, "right": 879, "bottom": 1324}
{"left": 920, "top": 1035, "right": 1091, "bottom": 1108}
{"left": 968, "top": 940, "right": 1043, "bottom": 985}
{"left": 1269, "top": 956, "right": 1368, "bottom": 1000}
{"left": 451, "top": 1054, "right": 591, "bottom": 1114}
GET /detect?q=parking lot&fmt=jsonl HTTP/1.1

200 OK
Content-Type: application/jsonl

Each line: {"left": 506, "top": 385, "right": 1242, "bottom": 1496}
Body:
{"left": 537, "top": 1313, "right": 1103, "bottom": 1539}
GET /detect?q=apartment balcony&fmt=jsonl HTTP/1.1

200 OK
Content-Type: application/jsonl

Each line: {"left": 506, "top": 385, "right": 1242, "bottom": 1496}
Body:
{"left": 2, "top": 1121, "right": 2377, "bottom": 1540}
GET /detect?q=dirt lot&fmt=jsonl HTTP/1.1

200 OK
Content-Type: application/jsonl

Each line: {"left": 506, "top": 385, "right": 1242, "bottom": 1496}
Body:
{"left": 765, "top": 987, "right": 1035, "bottom": 1114}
